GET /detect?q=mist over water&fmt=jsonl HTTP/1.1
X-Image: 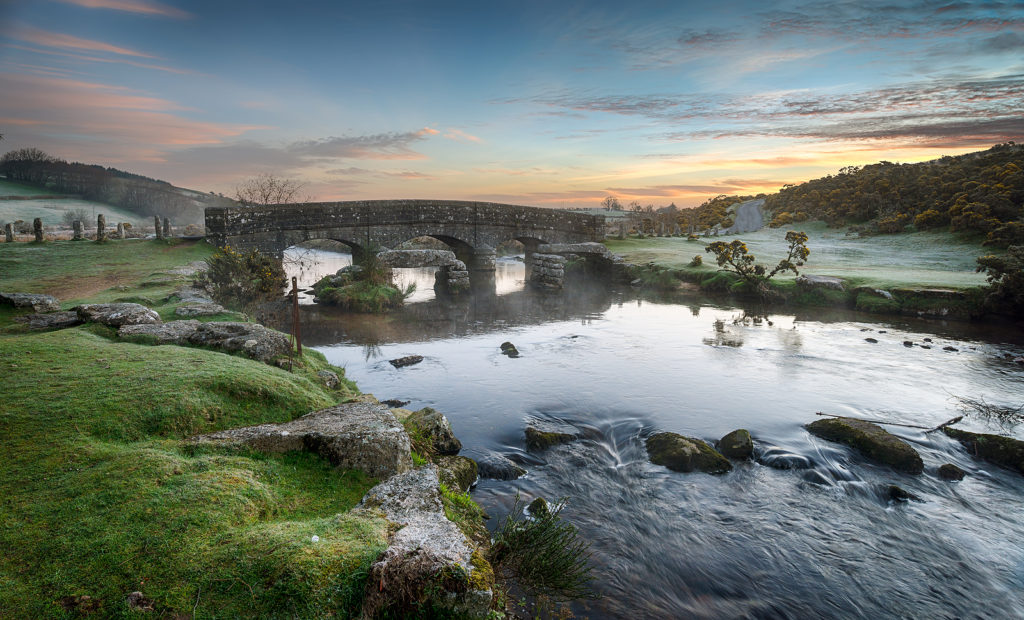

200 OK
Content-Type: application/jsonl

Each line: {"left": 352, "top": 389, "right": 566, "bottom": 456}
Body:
{"left": 283, "top": 247, "right": 1024, "bottom": 618}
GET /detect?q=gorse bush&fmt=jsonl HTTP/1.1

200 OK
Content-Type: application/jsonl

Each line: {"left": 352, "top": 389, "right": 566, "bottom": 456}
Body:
{"left": 705, "top": 230, "right": 809, "bottom": 297}
{"left": 198, "top": 245, "right": 286, "bottom": 309}
{"left": 488, "top": 495, "right": 595, "bottom": 601}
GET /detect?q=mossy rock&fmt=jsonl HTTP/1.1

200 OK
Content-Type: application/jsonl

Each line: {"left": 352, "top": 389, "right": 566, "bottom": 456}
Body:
{"left": 406, "top": 407, "right": 462, "bottom": 456}
{"left": 718, "top": 429, "right": 754, "bottom": 460}
{"left": 436, "top": 455, "right": 478, "bottom": 492}
{"left": 806, "top": 417, "right": 923, "bottom": 474}
{"left": 524, "top": 426, "right": 577, "bottom": 450}
{"left": 646, "top": 432, "right": 732, "bottom": 474}
{"left": 527, "top": 497, "right": 549, "bottom": 518}
{"left": 943, "top": 427, "right": 1024, "bottom": 476}
{"left": 937, "top": 463, "right": 966, "bottom": 481}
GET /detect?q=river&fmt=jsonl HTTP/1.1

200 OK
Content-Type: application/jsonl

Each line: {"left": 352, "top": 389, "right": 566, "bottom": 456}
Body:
{"left": 282, "top": 246, "right": 1024, "bottom": 619}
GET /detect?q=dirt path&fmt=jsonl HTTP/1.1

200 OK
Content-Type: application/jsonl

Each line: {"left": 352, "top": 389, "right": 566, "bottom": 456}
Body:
{"left": 722, "top": 198, "right": 765, "bottom": 234}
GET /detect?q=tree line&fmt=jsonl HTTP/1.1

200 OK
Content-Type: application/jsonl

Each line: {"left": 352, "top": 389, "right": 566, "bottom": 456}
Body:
{"left": 0, "top": 147, "right": 224, "bottom": 223}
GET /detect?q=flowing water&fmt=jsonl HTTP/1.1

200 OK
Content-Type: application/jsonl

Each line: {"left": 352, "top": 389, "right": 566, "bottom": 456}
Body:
{"left": 283, "top": 246, "right": 1024, "bottom": 619}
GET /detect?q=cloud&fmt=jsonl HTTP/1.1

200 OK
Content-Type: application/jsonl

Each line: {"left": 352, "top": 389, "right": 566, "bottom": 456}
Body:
{"left": 289, "top": 128, "right": 438, "bottom": 160}
{"left": 509, "top": 74, "right": 1024, "bottom": 149}
{"left": 51, "top": 0, "right": 192, "bottom": 18}
{"left": 5, "top": 43, "right": 191, "bottom": 74}
{"left": 0, "top": 72, "right": 264, "bottom": 165}
{"left": 443, "top": 128, "right": 483, "bottom": 143}
{"left": 5, "top": 25, "right": 156, "bottom": 58}
{"left": 472, "top": 190, "right": 610, "bottom": 206}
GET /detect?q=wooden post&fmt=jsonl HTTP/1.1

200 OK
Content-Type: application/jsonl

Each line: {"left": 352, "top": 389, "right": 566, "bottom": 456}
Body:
{"left": 291, "top": 276, "right": 302, "bottom": 357}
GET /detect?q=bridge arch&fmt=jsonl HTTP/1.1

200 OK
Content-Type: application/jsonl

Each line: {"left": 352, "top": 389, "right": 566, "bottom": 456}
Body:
{"left": 206, "top": 199, "right": 605, "bottom": 289}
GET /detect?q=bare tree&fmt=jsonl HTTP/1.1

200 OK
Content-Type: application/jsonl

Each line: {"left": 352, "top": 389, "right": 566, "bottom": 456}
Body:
{"left": 234, "top": 173, "right": 311, "bottom": 206}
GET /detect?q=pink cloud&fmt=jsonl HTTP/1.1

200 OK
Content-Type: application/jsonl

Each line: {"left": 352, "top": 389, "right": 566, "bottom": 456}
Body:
{"left": 5, "top": 43, "right": 191, "bottom": 74}
{"left": 51, "top": 0, "right": 192, "bottom": 19}
{"left": 8, "top": 25, "right": 157, "bottom": 58}
{"left": 444, "top": 128, "right": 483, "bottom": 143}
{"left": 0, "top": 72, "right": 265, "bottom": 166}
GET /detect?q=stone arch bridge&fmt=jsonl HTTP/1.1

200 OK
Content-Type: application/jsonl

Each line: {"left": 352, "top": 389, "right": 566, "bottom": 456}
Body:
{"left": 205, "top": 199, "right": 606, "bottom": 287}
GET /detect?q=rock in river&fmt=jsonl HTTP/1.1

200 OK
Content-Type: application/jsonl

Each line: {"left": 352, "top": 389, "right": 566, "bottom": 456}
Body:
{"left": 525, "top": 423, "right": 578, "bottom": 450}
{"left": 806, "top": 417, "right": 924, "bottom": 474}
{"left": 938, "top": 463, "right": 966, "bottom": 481}
{"left": 436, "top": 455, "right": 478, "bottom": 492}
{"left": 390, "top": 355, "right": 424, "bottom": 368}
{"left": 718, "top": 429, "right": 754, "bottom": 460}
{"left": 406, "top": 407, "right": 462, "bottom": 455}
{"left": 500, "top": 342, "right": 520, "bottom": 357}
{"left": 476, "top": 454, "right": 526, "bottom": 480}
{"left": 943, "top": 427, "right": 1024, "bottom": 476}
{"left": 646, "top": 432, "right": 732, "bottom": 474}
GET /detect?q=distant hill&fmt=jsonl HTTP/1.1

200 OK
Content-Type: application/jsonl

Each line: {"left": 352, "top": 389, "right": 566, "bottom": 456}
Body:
{"left": 0, "top": 148, "right": 233, "bottom": 225}
{"left": 762, "top": 142, "right": 1024, "bottom": 246}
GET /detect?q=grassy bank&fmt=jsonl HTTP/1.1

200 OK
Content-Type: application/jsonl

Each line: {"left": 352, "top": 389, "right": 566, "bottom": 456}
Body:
{"left": 606, "top": 224, "right": 995, "bottom": 320}
{"left": 0, "top": 240, "right": 401, "bottom": 617}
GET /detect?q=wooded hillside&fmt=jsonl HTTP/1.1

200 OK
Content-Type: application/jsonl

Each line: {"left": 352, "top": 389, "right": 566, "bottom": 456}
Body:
{"left": 763, "top": 142, "right": 1024, "bottom": 245}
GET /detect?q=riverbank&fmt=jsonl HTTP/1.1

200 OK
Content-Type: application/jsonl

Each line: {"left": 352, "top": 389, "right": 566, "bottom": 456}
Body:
{"left": 604, "top": 223, "right": 1004, "bottom": 322}
{"left": 0, "top": 239, "right": 493, "bottom": 617}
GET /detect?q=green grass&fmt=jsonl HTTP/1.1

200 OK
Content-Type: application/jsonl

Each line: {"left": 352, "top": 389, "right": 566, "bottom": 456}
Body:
{"left": 0, "top": 238, "right": 215, "bottom": 308}
{"left": 605, "top": 222, "right": 991, "bottom": 290}
{"left": 0, "top": 327, "right": 384, "bottom": 617}
{"left": 0, "top": 239, "right": 388, "bottom": 617}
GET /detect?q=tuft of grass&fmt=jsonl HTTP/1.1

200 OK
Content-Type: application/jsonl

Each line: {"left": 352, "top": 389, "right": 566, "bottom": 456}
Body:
{"left": 488, "top": 495, "right": 595, "bottom": 602}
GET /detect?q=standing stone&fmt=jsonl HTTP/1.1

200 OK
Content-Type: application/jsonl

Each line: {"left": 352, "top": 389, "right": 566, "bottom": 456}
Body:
{"left": 96, "top": 214, "right": 106, "bottom": 242}
{"left": 33, "top": 218, "right": 43, "bottom": 242}
{"left": 5, "top": 223, "right": 13, "bottom": 242}
{"left": 116, "top": 222, "right": 125, "bottom": 239}
{"left": 163, "top": 218, "right": 170, "bottom": 238}
{"left": 619, "top": 221, "right": 626, "bottom": 239}
{"left": 154, "top": 215, "right": 163, "bottom": 240}
{"left": 72, "top": 220, "right": 83, "bottom": 240}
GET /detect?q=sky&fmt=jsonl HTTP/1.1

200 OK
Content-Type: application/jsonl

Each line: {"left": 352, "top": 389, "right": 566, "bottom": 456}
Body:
{"left": 0, "top": 0, "right": 1022, "bottom": 208}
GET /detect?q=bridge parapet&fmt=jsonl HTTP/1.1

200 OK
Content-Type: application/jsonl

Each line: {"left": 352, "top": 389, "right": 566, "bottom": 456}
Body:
{"left": 205, "top": 199, "right": 605, "bottom": 259}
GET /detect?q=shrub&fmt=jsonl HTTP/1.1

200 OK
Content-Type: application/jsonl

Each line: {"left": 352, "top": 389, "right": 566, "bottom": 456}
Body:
{"left": 977, "top": 245, "right": 1024, "bottom": 314}
{"left": 689, "top": 255, "right": 703, "bottom": 267}
{"left": 197, "top": 246, "right": 286, "bottom": 309}
{"left": 768, "top": 211, "right": 793, "bottom": 228}
{"left": 61, "top": 207, "right": 90, "bottom": 228}
{"left": 705, "top": 231, "right": 809, "bottom": 295}
{"left": 488, "top": 495, "right": 595, "bottom": 601}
